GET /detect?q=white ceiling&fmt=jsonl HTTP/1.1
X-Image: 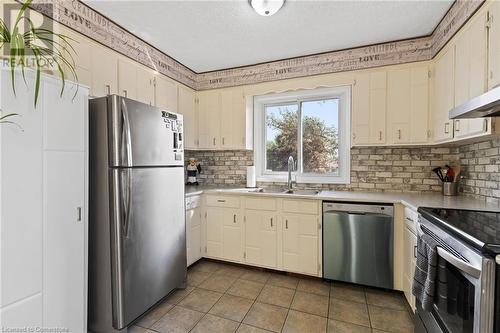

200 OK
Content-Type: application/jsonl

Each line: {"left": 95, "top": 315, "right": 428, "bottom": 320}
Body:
{"left": 84, "top": 0, "right": 453, "bottom": 73}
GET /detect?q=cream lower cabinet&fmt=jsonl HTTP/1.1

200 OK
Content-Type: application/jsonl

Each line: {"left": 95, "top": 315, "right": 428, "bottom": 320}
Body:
{"left": 402, "top": 207, "right": 418, "bottom": 312}
{"left": 205, "top": 195, "right": 244, "bottom": 263}
{"left": 244, "top": 197, "right": 278, "bottom": 269}
{"left": 282, "top": 214, "right": 320, "bottom": 276}
{"left": 245, "top": 210, "right": 278, "bottom": 268}
{"left": 186, "top": 195, "right": 202, "bottom": 266}
{"left": 201, "top": 194, "right": 321, "bottom": 277}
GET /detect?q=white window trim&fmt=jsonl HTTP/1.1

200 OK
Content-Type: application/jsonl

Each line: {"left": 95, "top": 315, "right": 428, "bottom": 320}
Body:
{"left": 254, "top": 86, "right": 351, "bottom": 184}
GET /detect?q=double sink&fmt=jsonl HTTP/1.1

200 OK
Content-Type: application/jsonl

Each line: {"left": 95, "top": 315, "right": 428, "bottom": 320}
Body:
{"left": 239, "top": 188, "right": 321, "bottom": 196}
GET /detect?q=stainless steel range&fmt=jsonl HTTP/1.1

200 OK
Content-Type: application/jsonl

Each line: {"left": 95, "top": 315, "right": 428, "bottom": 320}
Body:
{"left": 416, "top": 207, "right": 500, "bottom": 333}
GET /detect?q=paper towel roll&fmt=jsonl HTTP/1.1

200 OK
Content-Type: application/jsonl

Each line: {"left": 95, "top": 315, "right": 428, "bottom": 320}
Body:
{"left": 246, "top": 166, "right": 256, "bottom": 188}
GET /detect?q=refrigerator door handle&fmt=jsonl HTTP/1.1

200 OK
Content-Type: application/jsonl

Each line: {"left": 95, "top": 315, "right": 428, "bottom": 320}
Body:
{"left": 122, "top": 169, "right": 132, "bottom": 238}
{"left": 121, "top": 99, "right": 133, "bottom": 166}
{"left": 111, "top": 170, "right": 125, "bottom": 328}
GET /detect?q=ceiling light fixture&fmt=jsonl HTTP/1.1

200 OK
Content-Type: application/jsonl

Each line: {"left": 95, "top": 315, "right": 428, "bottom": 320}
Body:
{"left": 249, "top": 0, "right": 285, "bottom": 16}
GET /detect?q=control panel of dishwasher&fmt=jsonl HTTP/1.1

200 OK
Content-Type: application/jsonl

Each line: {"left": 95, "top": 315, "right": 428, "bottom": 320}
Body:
{"left": 323, "top": 202, "right": 394, "bottom": 289}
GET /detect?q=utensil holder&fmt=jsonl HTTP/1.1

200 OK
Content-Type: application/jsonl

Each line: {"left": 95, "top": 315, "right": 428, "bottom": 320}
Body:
{"left": 442, "top": 182, "right": 458, "bottom": 196}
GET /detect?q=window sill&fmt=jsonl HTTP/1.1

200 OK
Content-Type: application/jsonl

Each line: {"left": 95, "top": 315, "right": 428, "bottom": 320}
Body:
{"left": 256, "top": 175, "right": 350, "bottom": 185}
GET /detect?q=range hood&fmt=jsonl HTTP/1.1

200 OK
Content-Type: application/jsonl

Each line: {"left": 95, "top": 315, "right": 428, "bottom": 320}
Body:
{"left": 450, "top": 85, "right": 500, "bottom": 119}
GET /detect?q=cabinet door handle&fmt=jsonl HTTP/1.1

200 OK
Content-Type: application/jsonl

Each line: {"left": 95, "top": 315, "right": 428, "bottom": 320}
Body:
{"left": 413, "top": 245, "right": 417, "bottom": 258}
{"left": 379, "top": 131, "right": 382, "bottom": 141}
{"left": 76, "top": 207, "right": 82, "bottom": 222}
{"left": 444, "top": 122, "right": 450, "bottom": 134}
{"left": 398, "top": 129, "right": 401, "bottom": 140}
{"left": 270, "top": 217, "right": 273, "bottom": 227}
{"left": 285, "top": 219, "right": 288, "bottom": 229}
{"left": 213, "top": 138, "right": 216, "bottom": 146}
{"left": 105, "top": 84, "right": 111, "bottom": 95}
{"left": 455, "top": 120, "right": 460, "bottom": 132}
{"left": 233, "top": 214, "right": 236, "bottom": 223}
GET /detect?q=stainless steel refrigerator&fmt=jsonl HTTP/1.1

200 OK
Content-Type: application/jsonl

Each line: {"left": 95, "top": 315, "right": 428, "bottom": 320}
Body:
{"left": 88, "top": 95, "right": 186, "bottom": 333}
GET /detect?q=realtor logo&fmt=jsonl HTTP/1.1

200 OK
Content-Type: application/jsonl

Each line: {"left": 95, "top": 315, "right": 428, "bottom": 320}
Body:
{"left": 2, "top": 2, "right": 54, "bottom": 57}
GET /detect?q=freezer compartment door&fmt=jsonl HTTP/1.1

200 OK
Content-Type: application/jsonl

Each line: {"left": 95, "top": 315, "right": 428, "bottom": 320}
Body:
{"left": 323, "top": 211, "right": 393, "bottom": 289}
{"left": 110, "top": 166, "right": 186, "bottom": 329}
{"left": 108, "top": 95, "right": 184, "bottom": 167}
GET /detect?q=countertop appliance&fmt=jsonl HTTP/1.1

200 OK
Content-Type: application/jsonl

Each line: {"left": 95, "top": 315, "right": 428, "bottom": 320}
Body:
{"left": 415, "top": 207, "right": 500, "bottom": 333}
{"left": 88, "top": 95, "right": 186, "bottom": 332}
{"left": 323, "top": 202, "right": 394, "bottom": 289}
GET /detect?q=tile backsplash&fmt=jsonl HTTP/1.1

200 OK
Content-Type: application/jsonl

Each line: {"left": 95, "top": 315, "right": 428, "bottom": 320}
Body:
{"left": 186, "top": 137, "right": 500, "bottom": 202}
{"left": 186, "top": 146, "right": 460, "bottom": 192}
{"left": 185, "top": 150, "right": 253, "bottom": 186}
{"left": 458, "top": 138, "right": 500, "bottom": 205}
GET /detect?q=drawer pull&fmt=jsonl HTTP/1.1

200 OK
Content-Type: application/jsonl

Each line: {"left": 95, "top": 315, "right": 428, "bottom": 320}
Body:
{"left": 217, "top": 199, "right": 226, "bottom": 203}
{"left": 405, "top": 217, "right": 414, "bottom": 222}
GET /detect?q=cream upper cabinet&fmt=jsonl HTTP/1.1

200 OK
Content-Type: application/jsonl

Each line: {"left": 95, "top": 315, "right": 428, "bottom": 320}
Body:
{"left": 118, "top": 59, "right": 137, "bottom": 100}
{"left": 387, "top": 65, "right": 429, "bottom": 144}
{"left": 60, "top": 28, "right": 92, "bottom": 88}
{"left": 453, "top": 10, "right": 489, "bottom": 139}
{"left": 90, "top": 47, "right": 118, "bottom": 97}
{"left": 197, "top": 90, "right": 221, "bottom": 149}
{"left": 178, "top": 85, "right": 198, "bottom": 149}
{"left": 220, "top": 87, "right": 246, "bottom": 149}
{"left": 488, "top": 2, "right": 500, "bottom": 90}
{"left": 432, "top": 46, "right": 455, "bottom": 143}
{"left": 136, "top": 65, "right": 155, "bottom": 106}
{"left": 155, "top": 76, "right": 178, "bottom": 112}
{"left": 352, "top": 71, "right": 387, "bottom": 145}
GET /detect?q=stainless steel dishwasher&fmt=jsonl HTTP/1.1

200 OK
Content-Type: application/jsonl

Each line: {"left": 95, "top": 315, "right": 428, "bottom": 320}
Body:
{"left": 323, "top": 202, "right": 394, "bottom": 289}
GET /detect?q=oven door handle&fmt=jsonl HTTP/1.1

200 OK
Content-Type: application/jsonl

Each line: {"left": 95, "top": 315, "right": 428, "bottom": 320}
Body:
{"left": 437, "top": 246, "right": 481, "bottom": 279}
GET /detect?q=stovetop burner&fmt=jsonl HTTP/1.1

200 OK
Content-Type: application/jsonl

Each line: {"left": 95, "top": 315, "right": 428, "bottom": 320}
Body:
{"left": 418, "top": 207, "right": 500, "bottom": 256}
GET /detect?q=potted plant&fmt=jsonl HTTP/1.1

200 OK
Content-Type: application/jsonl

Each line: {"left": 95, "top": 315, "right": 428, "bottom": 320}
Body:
{"left": 0, "top": 0, "right": 78, "bottom": 124}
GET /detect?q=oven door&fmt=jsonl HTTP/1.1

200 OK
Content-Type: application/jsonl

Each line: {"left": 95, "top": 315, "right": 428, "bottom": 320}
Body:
{"left": 417, "top": 223, "right": 495, "bottom": 333}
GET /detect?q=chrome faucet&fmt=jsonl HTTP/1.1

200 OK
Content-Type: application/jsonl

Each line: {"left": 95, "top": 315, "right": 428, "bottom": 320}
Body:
{"left": 287, "top": 156, "right": 296, "bottom": 191}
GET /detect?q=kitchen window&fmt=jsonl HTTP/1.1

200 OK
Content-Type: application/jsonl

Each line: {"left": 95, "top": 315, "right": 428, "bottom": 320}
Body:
{"left": 254, "top": 86, "right": 351, "bottom": 184}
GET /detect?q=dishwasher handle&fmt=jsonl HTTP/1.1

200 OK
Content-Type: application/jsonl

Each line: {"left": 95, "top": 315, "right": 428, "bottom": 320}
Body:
{"left": 323, "top": 202, "right": 394, "bottom": 217}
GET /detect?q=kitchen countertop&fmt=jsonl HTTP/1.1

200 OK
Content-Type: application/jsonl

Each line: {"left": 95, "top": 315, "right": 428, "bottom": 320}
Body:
{"left": 185, "top": 186, "right": 500, "bottom": 212}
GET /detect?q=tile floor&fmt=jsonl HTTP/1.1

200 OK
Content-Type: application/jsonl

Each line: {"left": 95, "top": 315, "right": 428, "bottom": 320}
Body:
{"left": 129, "top": 259, "right": 414, "bottom": 333}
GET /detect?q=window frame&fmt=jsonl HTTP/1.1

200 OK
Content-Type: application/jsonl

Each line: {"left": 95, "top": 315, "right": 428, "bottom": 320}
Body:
{"left": 254, "top": 86, "right": 351, "bottom": 184}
